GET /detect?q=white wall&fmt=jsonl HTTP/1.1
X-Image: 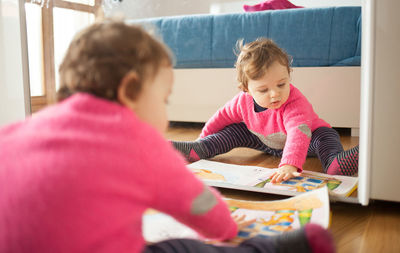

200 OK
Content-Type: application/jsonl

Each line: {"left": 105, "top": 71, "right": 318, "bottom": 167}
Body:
{"left": 0, "top": 0, "right": 31, "bottom": 126}
{"left": 103, "top": 0, "right": 361, "bottom": 19}
{"left": 103, "top": 0, "right": 217, "bottom": 19}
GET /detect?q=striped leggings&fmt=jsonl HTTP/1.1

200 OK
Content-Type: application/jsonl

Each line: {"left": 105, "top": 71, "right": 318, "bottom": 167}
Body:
{"left": 196, "top": 123, "right": 343, "bottom": 173}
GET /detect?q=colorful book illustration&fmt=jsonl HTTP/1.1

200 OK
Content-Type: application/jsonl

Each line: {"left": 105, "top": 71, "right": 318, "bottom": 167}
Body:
{"left": 187, "top": 160, "right": 358, "bottom": 197}
{"left": 143, "top": 187, "right": 330, "bottom": 245}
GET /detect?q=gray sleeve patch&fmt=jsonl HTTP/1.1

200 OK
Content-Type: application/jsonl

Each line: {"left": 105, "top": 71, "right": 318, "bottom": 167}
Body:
{"left": 190, "top": 185, "right": 218, "bottom": 215}
{"left": 298, "top": 124, "right": 312, "bottom": 138}
{"left": 250, "top": 129, "right": 286, "bottom": 150}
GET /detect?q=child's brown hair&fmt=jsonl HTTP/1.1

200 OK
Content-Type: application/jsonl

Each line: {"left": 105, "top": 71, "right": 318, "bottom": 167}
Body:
{"left": 57, "top": 21, "right": 173, "bottom": 102}
{"left": 235, "top": 38, "right": 292, "bottom": 91}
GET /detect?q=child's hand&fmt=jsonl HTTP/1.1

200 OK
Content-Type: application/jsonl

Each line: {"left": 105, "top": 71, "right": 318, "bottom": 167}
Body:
{"left": 232, "top": 214, "right": 256, "bottom": 231}
{"left": 269, "top": 165, "right": 300, "bottom": 183}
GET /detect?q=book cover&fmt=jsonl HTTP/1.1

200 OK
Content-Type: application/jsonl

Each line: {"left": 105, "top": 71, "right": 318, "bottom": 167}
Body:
{"left": 143, "top": 187, "right": 330, "bottom": 245}
{"left": 187, "top": 160, "right": 358, "bottom": 197}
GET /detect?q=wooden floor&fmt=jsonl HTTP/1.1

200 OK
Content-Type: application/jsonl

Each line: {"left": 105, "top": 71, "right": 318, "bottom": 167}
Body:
{"left": 166, "top": 123, "right": 400, "bottom": 253}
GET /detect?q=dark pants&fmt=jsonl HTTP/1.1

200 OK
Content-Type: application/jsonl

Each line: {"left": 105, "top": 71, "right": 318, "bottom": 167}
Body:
{"left": 143, "top": 228, "right": 311, "bottom": 253}
{"left": 200, "top": 123, "right": 343, "bottom": 172}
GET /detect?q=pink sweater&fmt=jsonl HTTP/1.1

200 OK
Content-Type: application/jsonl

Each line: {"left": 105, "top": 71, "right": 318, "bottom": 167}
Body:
{"left": 0, "top": 93, "right": 237, "bottom": 253}
{"left": 200, "top": 84, "right": 330, "bottom": 171}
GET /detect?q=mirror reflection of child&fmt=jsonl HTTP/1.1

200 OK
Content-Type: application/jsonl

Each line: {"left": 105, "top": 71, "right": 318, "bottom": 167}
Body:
{"left": 0, "top": 22, "right": 334, "bottom": 253}
{"left": 172, "top": 38, "right": 359, "bottom": 183}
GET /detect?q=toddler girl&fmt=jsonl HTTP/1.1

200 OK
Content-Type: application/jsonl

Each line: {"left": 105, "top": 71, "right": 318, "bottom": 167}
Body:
{"left": 0, "top": 23, "right": 334, "bottom": 253}
{"left": 173, "top": 38, "right": 359, "bottom": 183}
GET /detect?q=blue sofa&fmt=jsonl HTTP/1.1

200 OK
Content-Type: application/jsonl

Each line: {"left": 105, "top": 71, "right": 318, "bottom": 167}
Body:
{"left": 133, "top": 7, "right": 361, "bottom": 68}
{"left": 130, "top": 7, "right": 361, "bottom": 132}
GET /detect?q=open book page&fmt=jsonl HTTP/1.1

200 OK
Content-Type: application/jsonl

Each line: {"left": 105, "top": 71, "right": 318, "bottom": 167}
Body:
{"left": 142, "top": 209, "right": 198, "bottom": 243}
{"left": 143, "top": 187, "right": 330, "bottom": 245}
{"left": 187, "top": 160, "right": 358, "bottom": 197}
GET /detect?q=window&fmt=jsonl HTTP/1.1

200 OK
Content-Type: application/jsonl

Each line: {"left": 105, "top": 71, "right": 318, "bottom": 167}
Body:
{"left": 25, "top": 0, "right": 102, "bottom": 113}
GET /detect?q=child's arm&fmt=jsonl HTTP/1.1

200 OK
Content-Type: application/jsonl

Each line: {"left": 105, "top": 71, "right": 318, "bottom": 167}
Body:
{"left": 199, "top": 92, "right": 245, "bottom": 138}
{"left": 275, "top": 99, "right": 314, "bottom": 182}
{"left": 148, "top": 139, "right": 238, "bottom": 241}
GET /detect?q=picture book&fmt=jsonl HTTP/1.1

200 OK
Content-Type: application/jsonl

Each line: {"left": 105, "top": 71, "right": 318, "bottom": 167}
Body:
{"left": 187, "top": 160, "right": 358, "bottom": 197}
{"left": 143, "top": 186, "right": 330, "bottom": 245}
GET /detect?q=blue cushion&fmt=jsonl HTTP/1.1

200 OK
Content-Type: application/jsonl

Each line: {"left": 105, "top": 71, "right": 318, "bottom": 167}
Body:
{"left": 130, "top": 6, "right": 361, "bottom": 68}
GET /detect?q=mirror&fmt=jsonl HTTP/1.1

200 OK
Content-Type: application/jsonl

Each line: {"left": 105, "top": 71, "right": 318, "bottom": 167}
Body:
{"left": 104, "top": 0, "right": 361, "bottom": 202}
{"left": 22, "top": 0, "right": 362, "bottom": 203}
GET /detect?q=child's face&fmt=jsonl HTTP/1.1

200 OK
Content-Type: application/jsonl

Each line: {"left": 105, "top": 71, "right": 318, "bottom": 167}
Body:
{"left": 247, "top": 61, "right": 290, "bottom": 109}
{"left": 129, "top": 66, "right": 173, "bottom": 134}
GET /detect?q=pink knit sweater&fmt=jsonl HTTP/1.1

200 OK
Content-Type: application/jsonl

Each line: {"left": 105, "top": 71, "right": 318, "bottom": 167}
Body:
{"left": 200, "top": 84, "right": 330, "bottom": 171}
{"left": 0, "top": 93, "right": 237, "bottom": 253}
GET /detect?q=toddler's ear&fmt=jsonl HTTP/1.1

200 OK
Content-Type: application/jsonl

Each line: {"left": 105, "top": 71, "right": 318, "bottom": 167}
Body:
{"left": 117, "top": 71, "right": 139, "bottom": 109}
